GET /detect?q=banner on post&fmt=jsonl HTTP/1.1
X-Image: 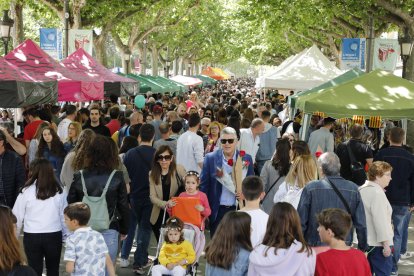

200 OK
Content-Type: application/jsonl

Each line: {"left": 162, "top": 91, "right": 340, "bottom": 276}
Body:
{"left": 373, "top": 39, "right": 399, "bottom": 71}
{"left": 39, "top": 28, "right": 62, "bottom": 60}
{"left": 68, "top": 29, "right": 93, "bottom": 55}
{"left": 340, "top": 38, "right": 366, "bottom": 70}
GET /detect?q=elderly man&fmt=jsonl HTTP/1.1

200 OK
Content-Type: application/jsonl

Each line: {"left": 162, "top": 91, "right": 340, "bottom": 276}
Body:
{"left": 239, "top": 118, "right": 265, "bottom": 166}
{"left": 200, "top": 127, "right": 255, "bottom": 237}
{"left": 308, "top": 117, "right": 335, "bottom": 155}
{"left": 297, "top": 152, "right": 368, "bottom": 251}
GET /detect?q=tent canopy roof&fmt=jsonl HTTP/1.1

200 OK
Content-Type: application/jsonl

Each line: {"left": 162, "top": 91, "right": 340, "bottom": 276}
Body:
{"left": 170, "top": 75, "right": 202, "bottom": 87}
{"left": 259, "top": 45, "right": 342, "bottom": 90}
{"left": 301, "top": 70, "right": 414, "bottom": 119}
{"left": 293, "top": 68, "right": 365, "bottom": 109}
{"left": 62, "top": 48, "right": 138, "bottom": 96}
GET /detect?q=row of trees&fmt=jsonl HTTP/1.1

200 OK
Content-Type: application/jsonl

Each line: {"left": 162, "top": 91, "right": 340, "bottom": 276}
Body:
{"left": 1, "top": 0, "right": 414, "bottom": 79}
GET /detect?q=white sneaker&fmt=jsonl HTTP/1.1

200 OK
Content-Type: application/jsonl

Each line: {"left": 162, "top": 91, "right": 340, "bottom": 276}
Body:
{"left": 400, "top": 252, "right": 414, "bottom": 259}
{"left": 119, "top": 258, "right": 130, "bottom": 268}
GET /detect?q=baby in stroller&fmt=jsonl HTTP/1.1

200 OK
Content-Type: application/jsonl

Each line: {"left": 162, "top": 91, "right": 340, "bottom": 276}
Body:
{"left": 151, "top": 217, "right": 196, "bottom": 276}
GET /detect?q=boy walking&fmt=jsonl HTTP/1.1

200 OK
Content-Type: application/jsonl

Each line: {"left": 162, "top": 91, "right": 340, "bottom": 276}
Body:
{"left": 63, "top": 202, "right": 115, "bottom": 276}
{"left": 240, "top": 176, "right": 269, "bottom": 247}
{"left": 315, "top": 208, "right": 371, "bottom": 276}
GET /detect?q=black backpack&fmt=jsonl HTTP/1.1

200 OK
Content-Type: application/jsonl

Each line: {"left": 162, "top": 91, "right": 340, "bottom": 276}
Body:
{"left": 346, "top": 141, "right": 366, "bottom": 186}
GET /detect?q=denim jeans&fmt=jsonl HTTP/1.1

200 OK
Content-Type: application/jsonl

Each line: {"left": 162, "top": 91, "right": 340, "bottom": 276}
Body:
{"left": 401, "top": 212, "right": 412, "bottom": 254}
{"left": 131, "top": 198, "right": 153, "bottom": 268}
{"left": 367, "top": 246, "right": 393, "bottom": 276}
{"left": 101, "top": 229, "right": 119, "bottom": 276}
{"left": 120, "top": 209, "right": 138, "bottom": 260}
{"left": 391, "top": 204, "right": 411, "bottom": 272}
{"left": 210, "top": 205, "right": 236, "bottom": 238}
{"left": 23, "top": 231, "right": 62, "bottom": 276}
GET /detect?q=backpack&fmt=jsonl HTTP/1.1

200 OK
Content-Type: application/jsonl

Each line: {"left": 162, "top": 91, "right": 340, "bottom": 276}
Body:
{"left": 80, "top": 170, "right": 116, "bottom": 232}
{"left": 346, "top": 142, "right": 366, "bottom": 186}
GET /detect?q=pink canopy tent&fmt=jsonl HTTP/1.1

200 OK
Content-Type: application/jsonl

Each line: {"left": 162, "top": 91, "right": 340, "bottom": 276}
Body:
{"left": 4, "top": 39, "right": 103, "bottom": 102}
{"left": 0, "top": 57, "right": 57, "bottom": 107}
{"left": 170, "top": 75, "right": 203, "bottom": 87}
{"left": 61, "top": 48, "right": 138, "bottom": 97}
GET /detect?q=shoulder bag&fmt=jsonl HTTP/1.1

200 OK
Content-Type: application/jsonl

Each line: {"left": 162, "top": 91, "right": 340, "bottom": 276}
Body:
{"left": 262, "top": 175, "right": 282, "bottom": 202}
{"left": 325, "top": 178, "right": 351, "bottom": 214}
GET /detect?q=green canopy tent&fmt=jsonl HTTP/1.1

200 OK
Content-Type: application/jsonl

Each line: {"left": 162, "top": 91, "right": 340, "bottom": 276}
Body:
{"left": 151, "top": 76, "right": 186, "bottom": 94}
{"left": 194, "top": 74, "right": 218, "bottom": 86}
{"left": 292, "top": 68, "right": 365, "bottom": 110}
{"left": 124, "top": 74, "right": 169, "bottom": 94}
{"left": 298, "top": 70, "right": 414, "bottom": 141}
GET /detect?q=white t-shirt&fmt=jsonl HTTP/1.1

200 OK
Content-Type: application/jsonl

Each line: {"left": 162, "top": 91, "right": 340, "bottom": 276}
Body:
{"left": 176, "top": 130, "right": 204, "bottom": 173}
{"left": 242, "top": 209, "right": 269, "bottom": 247}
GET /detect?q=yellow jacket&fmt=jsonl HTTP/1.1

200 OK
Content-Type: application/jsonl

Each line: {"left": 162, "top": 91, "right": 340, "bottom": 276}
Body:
{"left": 158, "top": 240, "right": 196, "bottom": 268}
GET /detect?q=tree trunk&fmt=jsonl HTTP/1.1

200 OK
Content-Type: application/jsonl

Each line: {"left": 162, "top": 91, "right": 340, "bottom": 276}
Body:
{"left": 71, "top": 0, "right": 85, "bottom": 29}
{"left": 151, "top": 47, "right": 158, "bottom": 76}
{"left": 173, "top": 58, "right": 178, "bottom": 76}
{"left": 179, "top": 57, "right": 184, "bottom": 75}
{"left": 11, "top": 1, "right": 24, "bottom": 46}
{"left": 94, "top": 32, "right": 108, "bottom": 67}
{"left": 194, "top": 61, "right": 199, "bottom": 75}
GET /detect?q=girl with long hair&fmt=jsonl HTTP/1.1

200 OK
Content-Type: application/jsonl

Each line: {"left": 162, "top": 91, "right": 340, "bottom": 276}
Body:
{"left": 149, "top": 145, "right": 186, "bottom": 241}
{"left": 36, "top": 126, "right": 66, "bottom": 178}
{"left": 63, "top": 121, "right": 81, "bottom": 152}
{"left": 67, "top": 135, "right": 129, "bottom": 274}
{"left": 28, "top": 121, "right": 50, "bottom": 165}
{"left": 260, "top": 138, "right": 291, "bottom": 214}
{"left": 274, "top": 155, "right": 318, "bottom": 209}
{"left": 205, "top": 211, "right": 252, "bottom": 276}
{"left": 0, "top": 206, "right": 36, "bottom": 275}
{"left": 60, "top": 129, "right": 95, "bottom": 192}
{"left": 248, "top": 202, "right": 315, "bottom": 275}
{"left": 12, "top": 158, "right": 67, "bottom": 276}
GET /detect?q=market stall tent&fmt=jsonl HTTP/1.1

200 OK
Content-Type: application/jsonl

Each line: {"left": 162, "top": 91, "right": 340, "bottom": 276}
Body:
{"left": 258, "top": 45, "right": 342, "bottom": 90}
{"left": 201, "top": 67, "right": 226, "bottom": 80}
{"left": 5, "top": 39, "right": 103, "bottom": 101}
{"left": 125, "top": 74, "right": 168, "bottom": 94}
{"left": 293, "top": 68, "right": 365, "bottom": 110}
{"left": 194, "top": 75, "right": 217, "bottom": 86}
{"left": 61, "top": 48, "right": 138, "bottom": 97}
{"left": 170, "top": 75, "right": 203, "bottom": 87}
{"left": 0, "top": 58, "right": 57, "bottom": 107}
{"left": 301, "top": 70, "right": 414, "bottom": 119}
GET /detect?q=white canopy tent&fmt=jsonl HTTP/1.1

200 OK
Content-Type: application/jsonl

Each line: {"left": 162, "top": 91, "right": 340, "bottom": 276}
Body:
{"left": 257, "top": 45, "right": 342, "bottom": 91}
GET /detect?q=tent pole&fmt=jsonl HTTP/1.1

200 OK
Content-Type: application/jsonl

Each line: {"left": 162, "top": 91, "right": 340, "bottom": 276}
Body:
{"left": 300, "top": 113, "right": 311, "bottom": 141}
{"left": 13, "top": 108, "right": 18, "bottom": 137}
{"left": 402, "top": 118, "right": 408, "bottom": 145}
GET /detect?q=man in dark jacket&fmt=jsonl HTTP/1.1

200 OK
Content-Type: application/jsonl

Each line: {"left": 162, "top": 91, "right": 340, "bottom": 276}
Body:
{"left": 374, "top": 127, "right": 414, "bottom": 274}
{"left": 0, "top": 130, "right": 25, "bottom": 207}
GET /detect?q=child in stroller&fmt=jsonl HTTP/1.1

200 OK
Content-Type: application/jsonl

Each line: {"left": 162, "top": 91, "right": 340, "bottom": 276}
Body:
{"left": 151, "top": 217, "right": 196, "bottom": 276}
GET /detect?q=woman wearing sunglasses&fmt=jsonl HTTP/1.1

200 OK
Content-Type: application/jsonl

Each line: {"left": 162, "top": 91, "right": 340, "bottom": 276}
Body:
{"left": 149, "top": 145, "right": 186, "bottom": 242}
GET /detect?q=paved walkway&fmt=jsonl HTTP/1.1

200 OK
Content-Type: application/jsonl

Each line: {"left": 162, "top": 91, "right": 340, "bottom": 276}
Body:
{"left": 47, "top": 219, "right": 414, "bottom": 275}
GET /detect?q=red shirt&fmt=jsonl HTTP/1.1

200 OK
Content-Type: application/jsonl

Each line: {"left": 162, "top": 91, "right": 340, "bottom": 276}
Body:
{"left": 315, "top": 248, "right": 371, "bottom": 276}
{"left": 23, "top": 120, "right": 44, "bottom": 141}
{"left": 106, "top": 119, "right": 121, "bottom": 136}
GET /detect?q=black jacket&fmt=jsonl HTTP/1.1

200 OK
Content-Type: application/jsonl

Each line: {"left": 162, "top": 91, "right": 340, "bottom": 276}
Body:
{"left": 67, "top": 170, "right": 130, "bottom": 234}
{"left": 1, "top": 150, "right": 25, "bottom": 208}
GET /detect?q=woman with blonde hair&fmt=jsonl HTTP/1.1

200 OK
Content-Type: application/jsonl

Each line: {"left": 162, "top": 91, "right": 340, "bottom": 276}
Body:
{"left": 205, "top": 121, "right": 222, "bottom": 154}
{"left": 273, "top": 155, "right": 318, "bottom": 209}
{"left": 63, "top": 121, "right": 82, "bottom": 152}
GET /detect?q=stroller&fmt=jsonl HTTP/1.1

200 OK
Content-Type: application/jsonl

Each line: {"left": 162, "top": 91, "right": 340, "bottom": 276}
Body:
{"left": 148, "top": 202, "right": 206, "bottom": 276}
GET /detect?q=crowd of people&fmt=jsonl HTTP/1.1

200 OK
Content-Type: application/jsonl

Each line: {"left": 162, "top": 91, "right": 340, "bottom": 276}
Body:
{"left": 0, "top": 77, "right": 413, "bottom": 276}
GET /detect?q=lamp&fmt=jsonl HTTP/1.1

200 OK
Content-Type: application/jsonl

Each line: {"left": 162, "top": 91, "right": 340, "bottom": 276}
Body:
{"left": 142, "top": 39, "right": 148, "bottom": 75}
{"left": 399, "top": 28, "right": 413, "bottom": 79}
{"left": 187, "top": 62, "right": 192, "bottom": 76}
{"left": 0, "top": 10, "right": 14, "bottom": 56}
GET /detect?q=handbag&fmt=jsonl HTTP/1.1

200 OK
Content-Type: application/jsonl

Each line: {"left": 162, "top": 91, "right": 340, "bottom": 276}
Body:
{"left": 346, "top": 141, "right": 366, "bottom": 186}
{"left": 325, "top": 178, "right": 351, "bottom": 214}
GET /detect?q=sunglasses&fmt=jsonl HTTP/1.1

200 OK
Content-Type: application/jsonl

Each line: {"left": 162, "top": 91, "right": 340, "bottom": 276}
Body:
{"left": 157, "top": 155, "right": 172, "bottom": 161}
{"left": 205, "top": 113, "right": 212, "bottom": 116}
{"left": 221, "top": 139, "right": 235, "bottom": 144}
{"left": 203, "top": 124, "right": 210, "bottom": 128}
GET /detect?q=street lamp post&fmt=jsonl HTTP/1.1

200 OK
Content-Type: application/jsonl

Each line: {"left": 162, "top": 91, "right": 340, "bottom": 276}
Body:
{"left": 187, "top": 62, "right": 192, "bottom": 76}
{"left": 142, "top": 39, "right": 148, "bottom": 75}
{"left": 0, "top": 10, "right": 14, "bottom": 56}
{"left": 399, "top": 28, "right": 414, "bottom": 79}
{"left": 124, "top": 53, "right": 130, "bottom": 75}
{"left": 166, "top": 61, "right": 170, "bottom": 77}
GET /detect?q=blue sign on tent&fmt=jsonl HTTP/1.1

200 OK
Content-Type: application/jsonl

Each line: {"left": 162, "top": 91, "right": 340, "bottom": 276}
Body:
{"left": 341, "top": 38, "right": 366, "bottom": 70}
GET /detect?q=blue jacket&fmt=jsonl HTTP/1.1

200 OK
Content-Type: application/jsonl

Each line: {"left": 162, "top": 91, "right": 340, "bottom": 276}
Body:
{"left": 200, "top": 149, "right": 254, "bottom": 224}
{"left": 256, "top": 123, "right": 278, "bottom": 161}
{"left": 374, "top": 146, "right": 414, "bottom": 206}
{"left": 205, "top": 247, "right": 250, "bottom": 276}
{"left": 297, "top": 176, "right": 368, "bottom": 251}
